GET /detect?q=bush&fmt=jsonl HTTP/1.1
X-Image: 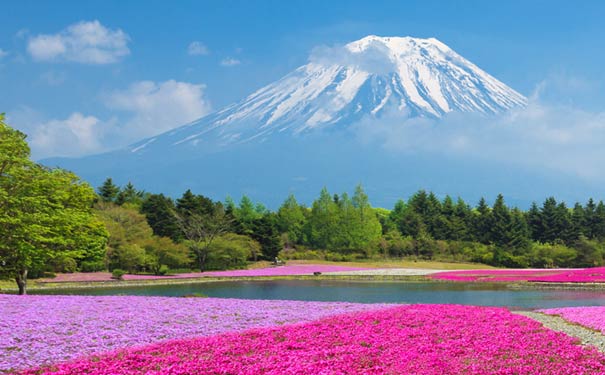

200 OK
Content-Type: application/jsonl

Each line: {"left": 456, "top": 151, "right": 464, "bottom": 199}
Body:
{"left": 156, "top": 265, "right": 170, "bottom": 276}
{"left": 111, "top": 269, "right": 126, "bottom": 280}
{"left": 80, "top": 261, "right": 106, "bottom": 272}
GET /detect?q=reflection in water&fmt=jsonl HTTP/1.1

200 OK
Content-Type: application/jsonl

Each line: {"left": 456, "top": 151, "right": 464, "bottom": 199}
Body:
{"left": 33, "top": 280, "right": 605, "bottom": 309}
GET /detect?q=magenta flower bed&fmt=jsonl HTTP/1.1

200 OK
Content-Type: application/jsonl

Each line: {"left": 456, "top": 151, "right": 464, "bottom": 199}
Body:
{"left": 39, "top": 264, "right": 371, "bottom": 283}
{"left": 0, "top": 295, "right": 391, "bottom": 373}
{"left": 431, "top": 267, "right": 605, "bottom": 283}
{"left": 17, "top": 304, "right": 605, "bottom": 375}
{"left": 540, "top": 306, "right": 605, "bottom": 334}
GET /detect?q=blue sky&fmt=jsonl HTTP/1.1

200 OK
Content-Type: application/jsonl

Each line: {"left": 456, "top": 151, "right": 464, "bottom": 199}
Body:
{"left": 2, "top": 0, "right": 605, "bottom": 159}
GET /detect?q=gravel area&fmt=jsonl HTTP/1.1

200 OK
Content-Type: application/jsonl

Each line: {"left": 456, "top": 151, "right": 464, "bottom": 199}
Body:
{"left": 324, "top": 268, "right": 443, "bottom": 276}
{"left": 516, "top": 311, "right": 605, "bottom": 353}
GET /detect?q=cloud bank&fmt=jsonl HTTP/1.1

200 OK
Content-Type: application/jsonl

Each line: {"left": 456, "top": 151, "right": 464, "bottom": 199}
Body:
{"left": 354, "top": 87, "right": 605, "bottom": 182}
{"left": 27, "top": 20, "right": 130, "bottom": 64}
{"left": 10, "top": 80, "right": 212, "bottom": 159}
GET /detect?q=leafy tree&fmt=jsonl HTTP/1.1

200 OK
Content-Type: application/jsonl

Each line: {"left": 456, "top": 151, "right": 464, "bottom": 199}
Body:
{"left": 277, "top": 194, "right": 307, "bottom": 246}
{"left": 205, "top": 233, "right": 261, "bottom": 270}
{"left": 307, "top": 187, "right": 339, "bottom": 249}
{"left": 0, "top": 115, "right": 108, "bottom": 294}
{"left": 142, "top": 236, "right": 190, "bottom": 275}
{"left": 96, "top": 203, "right": 154, "bottom": 272}
{"left": 175, "top": 204, "right": 233, "bottom": 272}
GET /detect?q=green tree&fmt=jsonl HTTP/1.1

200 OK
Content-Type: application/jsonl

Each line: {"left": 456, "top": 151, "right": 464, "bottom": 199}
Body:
{"left": 277, "top": 194, "right": 307, "bottom": 246}
{"left": 175, "top": 204, "right": 233, "bottom": 272}
{"left": 96, "top": 203, "right": 154, "bottom": 272}
{"left": 141, "top": 194, "right": 181, "bottom": 241}
{"left": 98, "top": 178, "right": 120, "bottom": 203}
{"left": 115, "top": 182, "right": 145, "bottom": 206}
{"left": 0, "top": 115, "right": 108, "bottom": 294}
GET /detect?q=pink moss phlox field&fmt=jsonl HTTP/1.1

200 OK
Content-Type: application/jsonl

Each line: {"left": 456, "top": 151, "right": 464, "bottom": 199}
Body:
{"left": 17, "top": 304, "right": 605, "bottom": 375}
{"left": 0, "top": 295, "right": 391, "bottom": 373}
{"left": 39, "top": 264, "right": 371, "bottom": 283}
{"left": 540, "top": 306, "right": 605, "bottom": 334}
{"left": 431, "top": 267, "right": 605, "bottom": 283}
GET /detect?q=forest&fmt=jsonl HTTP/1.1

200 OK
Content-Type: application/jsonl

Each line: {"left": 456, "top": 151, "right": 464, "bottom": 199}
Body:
{"left": 2, "top": 114, "right": 605, "bottom": 294}
{"left": 91, "top": 177, "right": 605, "bottom": 275}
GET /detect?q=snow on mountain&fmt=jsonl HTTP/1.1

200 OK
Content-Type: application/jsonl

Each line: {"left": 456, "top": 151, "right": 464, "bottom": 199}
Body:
{"left": 128, "top": 35, "right": 526, "bottom": 154}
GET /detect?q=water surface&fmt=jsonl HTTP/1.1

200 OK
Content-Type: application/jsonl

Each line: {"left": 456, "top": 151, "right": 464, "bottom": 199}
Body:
{"left": 33, "top": 280, "right": 605, "bottom": 309}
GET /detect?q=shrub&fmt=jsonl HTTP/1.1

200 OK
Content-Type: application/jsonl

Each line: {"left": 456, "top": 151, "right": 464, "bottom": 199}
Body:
{"left": 111, "top": 269, "right": 126, "bottom": 280}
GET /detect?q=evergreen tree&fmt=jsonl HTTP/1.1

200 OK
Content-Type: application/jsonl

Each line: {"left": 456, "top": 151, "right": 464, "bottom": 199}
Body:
{"left": 115, "top": 182, "right": 143, "bottom": 206}
{"left": 473, "top": 197, "right": 492, "bottom": 244}
{"left": 584, "top": 198, "right": 597, "bottom": 239}
{"left": 526, "top": 202, "right": 542, "bottom": 241}
{"left": 251, "top": 213, "right": 282, "bottom": 259}
{"left": 490, "top": 194, "right": 511, "bottom": 247}
{"left": 98, "top": 178, "right": 120, "bottom": 203}
{"left": 141, "top": 194, "right": 180, "bottom": 241}
{"left": 569, "top": 203, "right": 585, "bottom": 242}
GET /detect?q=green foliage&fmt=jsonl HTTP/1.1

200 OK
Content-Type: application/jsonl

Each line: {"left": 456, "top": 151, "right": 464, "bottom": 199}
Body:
{"left": 111, "top": 268, "right": 126, "bottom": 280}
{"left": 0, "top": 115, "right": 108, "bottom": 294}
{"left": 98, "top": 178, "right": 120, "bottom": 203}
{"left": 205, "top": 233, "right": 260, "bottom": 270}
{"left": 142, "top": 236, "right": 190, "bottom": 275}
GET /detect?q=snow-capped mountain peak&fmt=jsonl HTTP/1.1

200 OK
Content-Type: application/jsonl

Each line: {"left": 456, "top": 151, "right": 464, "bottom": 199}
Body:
{"left": 129, "top": 35, "right": 526, "bottom": 153}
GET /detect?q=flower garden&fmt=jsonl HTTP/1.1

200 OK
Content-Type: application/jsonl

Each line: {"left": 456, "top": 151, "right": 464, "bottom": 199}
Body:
{"left": 7, "top": 303, "right": 605, "bottom": 375}
{"left": 540, "top": 306, "right": 605, "bottom": 334}
{"left": 430, "top": 267, "right": 605, "bottom": 283}
{"left": 2, "top": 294, "right": 605, "bottom": 375}
{"left": 0, "top": 295, "right": 391, "bottom": 373}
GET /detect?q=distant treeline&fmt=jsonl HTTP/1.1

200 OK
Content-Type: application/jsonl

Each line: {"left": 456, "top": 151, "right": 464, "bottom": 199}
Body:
{"left": 96, "top": 178, "right": 605, "bottom": 271}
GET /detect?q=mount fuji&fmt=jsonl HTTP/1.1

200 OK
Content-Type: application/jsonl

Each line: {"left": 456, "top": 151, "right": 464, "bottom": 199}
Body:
{"left": 127, "top": 35, "right": 526, "bottom": 154}
{"left": 44, "top": 36, "right": 588, "bottom": 207}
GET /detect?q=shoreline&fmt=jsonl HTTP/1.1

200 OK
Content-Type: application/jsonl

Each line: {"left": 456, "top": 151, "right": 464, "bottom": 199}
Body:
{"left": 3, "top": 274, "right": 605, "bottom": 293}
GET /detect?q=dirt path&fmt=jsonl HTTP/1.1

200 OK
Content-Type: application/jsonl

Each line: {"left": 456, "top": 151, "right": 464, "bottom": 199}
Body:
{"left": 516, "top": 311, "right": 605, "bottom": 353}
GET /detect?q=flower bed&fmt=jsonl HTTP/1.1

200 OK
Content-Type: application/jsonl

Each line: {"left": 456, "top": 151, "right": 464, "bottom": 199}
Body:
{"left": 0, "top": 295, "right": 390, "bottom": 373}
{"left": 38, "top": 264, "right": 371, "bottom": 283}
{"left": 16, "top": 304, "right": 605, "bottom": 375}
{"left": 540, "top": 306, "right": 605, "bottom": 334}
{"left": 430, "top": 267, "right": 605, "bottom": 283}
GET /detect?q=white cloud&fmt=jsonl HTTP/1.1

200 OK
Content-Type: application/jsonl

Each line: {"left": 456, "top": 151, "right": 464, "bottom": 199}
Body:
{"left": 220, "top": 57, "right": 241, "bottom": 66}
{"left": 104, "top": 79, "right": 212, "bottom": 139}
{"left": 353, "top": 83, "right": 605, "bottom": 182}
{"left": 8, "top": 79, "right": 211, "bottom": 159}
{"left": 27, "top": 20, "right": 130, "bottom": 64}
{"left": 188, "top": 41, "right": 209, "bottom": 56}
{"left": 8, "top": 109, "right": 108, "bottom": 159}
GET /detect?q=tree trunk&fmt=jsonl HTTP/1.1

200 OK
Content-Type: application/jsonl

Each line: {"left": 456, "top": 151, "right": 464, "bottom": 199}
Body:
{"left": 198, "top": 251, "right": 207, "bottom": 273}
{"left": 15, "top": 269, "right": 28, "bottom": 295}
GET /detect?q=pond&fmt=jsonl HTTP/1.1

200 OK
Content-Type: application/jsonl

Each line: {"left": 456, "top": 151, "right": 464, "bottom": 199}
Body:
{"left": 33, "top": 280, "right": 605, "bottom": 309}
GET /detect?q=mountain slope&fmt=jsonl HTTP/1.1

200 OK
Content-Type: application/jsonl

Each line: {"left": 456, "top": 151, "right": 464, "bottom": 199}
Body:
{"left": 46, "top": 35, "right": 585, "bottom": 208}
{"left": 128, "top": 35, "right": 526, "bottom": 154}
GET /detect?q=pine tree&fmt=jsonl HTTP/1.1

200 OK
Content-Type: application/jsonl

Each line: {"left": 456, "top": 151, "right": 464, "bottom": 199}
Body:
{"left": 490, "top": 194, "right": 511, "bottom": 247}
{"left": 526, "top": 202, "right": 542, "bottom": 241}
{"left": 98, "top": 178, "right": 120, "bottom": 203}
{"left": 140, "top": 194, "right": 180, "bottom": 241}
